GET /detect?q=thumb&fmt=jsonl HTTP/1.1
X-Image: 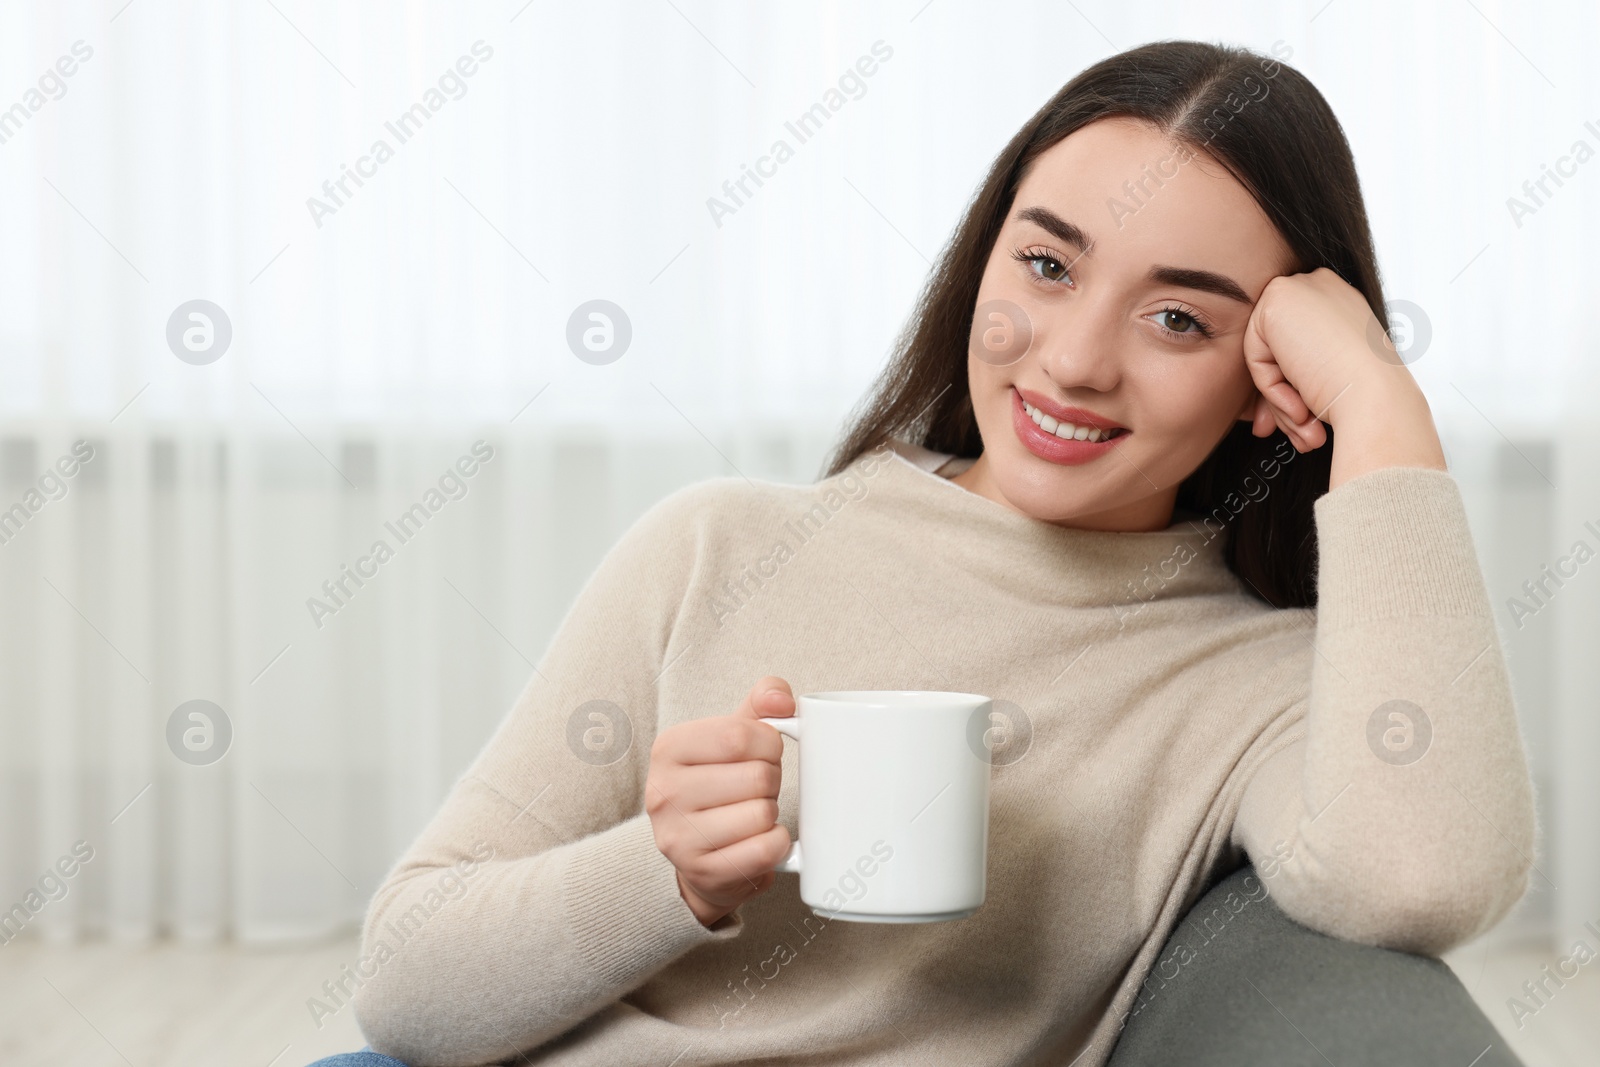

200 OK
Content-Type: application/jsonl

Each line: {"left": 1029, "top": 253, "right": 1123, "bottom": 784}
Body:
{"left": 733, "top": 676, "right": 795, "bottom": 721}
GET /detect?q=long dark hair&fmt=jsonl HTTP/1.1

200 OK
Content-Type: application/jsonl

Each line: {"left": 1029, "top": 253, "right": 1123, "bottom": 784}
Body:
{"left": 822, "top": 40, "right": 1390, "bottom": 610}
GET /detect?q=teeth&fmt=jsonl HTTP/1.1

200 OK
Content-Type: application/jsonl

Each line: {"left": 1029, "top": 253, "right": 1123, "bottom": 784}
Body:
{"left": 1022, "top": 399, "right": 1121, "bottom": 443}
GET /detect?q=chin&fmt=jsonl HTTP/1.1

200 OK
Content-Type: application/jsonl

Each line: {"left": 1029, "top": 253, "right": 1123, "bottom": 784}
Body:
{"left": 995, "top": 457, "right": 1091, "bottom": 521}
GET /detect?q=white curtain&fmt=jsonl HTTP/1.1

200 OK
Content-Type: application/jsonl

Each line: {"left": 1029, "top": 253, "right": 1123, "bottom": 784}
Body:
{"left": 1, "top": 0, "right": 1594, "bottom": 946}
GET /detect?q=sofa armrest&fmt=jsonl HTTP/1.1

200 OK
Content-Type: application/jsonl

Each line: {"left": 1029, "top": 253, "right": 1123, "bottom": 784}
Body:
{"left": 1106, "top": 865, "right": 1522, "bottom": 1066}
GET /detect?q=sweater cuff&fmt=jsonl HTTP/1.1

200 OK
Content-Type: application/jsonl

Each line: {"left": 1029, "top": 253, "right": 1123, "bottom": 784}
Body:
{"left": 1312, "top": 465, "right": 1490, "bottom": 633}
{"left": 559, "top": 812, "right": 745, "bottom": 987}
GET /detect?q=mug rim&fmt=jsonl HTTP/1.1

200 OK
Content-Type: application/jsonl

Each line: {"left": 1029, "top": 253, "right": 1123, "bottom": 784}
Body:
{"left": 800, "top": 690, "right": 991, "bottom": 709}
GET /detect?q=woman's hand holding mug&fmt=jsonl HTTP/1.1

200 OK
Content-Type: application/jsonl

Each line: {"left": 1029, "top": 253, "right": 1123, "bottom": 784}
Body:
{"left": 646, "top": 676, "right": 797, "bottom": 927}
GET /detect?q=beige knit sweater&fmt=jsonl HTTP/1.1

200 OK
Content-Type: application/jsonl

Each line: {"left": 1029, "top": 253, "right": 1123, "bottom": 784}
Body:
{"left": 352, "top": 437, "right": 1537, "bottom": 1066}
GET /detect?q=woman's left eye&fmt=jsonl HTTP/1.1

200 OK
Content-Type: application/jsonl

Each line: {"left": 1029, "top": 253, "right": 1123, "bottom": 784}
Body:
{"left": 1025, "top": 254, "right": 1069, "bottom": 283}
{"left": 1151, "top": 306, "right": 1214, "bottom": 340}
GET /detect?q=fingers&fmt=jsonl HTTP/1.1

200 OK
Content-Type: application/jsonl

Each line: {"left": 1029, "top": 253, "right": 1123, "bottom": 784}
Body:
{"left": 1269, "top": 405, "right": 1320, "bottom": 452}
{"left": 1250, "top": 388, "right": 1314, "bottom": 451}
{"left": 1269, "top": 386, "right": 1325, "bottom": 449}
{"left": 1263, "top": 381, "right": 1312, "bottom": 428}
{"left": 654, "top": 758, "right": 781, "bottom": 812}
{"left": 733, "top": 675, "right": 795, "bottom": 721}
{"left": 1244, "top": 373, "right": 1328, "bottom": 453}
{"left": 1251, "top": 398, "right": 1277, "bottom": 438}
{"left": 681, "top": 865, "right": 776, "bottom": 912}
{"left": 1245, "top": 390, "right": 1319, "bottom": 452}
{"left": 672, "top": 824, "right": 793, "bottom": 892}
{"left": 656, "top": 712, "right": 784, "bottom": 767}
{"left": 651, "top": 792, "right": 780, "bottom": 853}
{"left": 648, "top": 678, "right": 803, "bottom": 919}
{"left": 1298, "top": 417, "right": 1328, "bottom": 450}
{"left": 1241, "top": 304, "right": 1322, "bottom": 451}
{"left": 655, "top": 677, "right": 795, "bottom": 767}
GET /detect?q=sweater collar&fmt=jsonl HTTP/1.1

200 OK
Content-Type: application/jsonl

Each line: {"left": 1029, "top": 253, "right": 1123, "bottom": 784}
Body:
{"left": 847, "top": 438, "right": 1241, "bottom": 608}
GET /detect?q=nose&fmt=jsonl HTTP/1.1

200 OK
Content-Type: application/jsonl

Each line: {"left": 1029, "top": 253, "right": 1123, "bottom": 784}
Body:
{"left": 1032, "top": 291, "right": 1124, "bottom": 395}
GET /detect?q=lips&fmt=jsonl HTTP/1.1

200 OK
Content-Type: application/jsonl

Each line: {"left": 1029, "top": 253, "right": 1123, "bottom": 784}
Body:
{"left": 1013, "top": 387, "right": 1126, "bottom": 433}
{"left": 1009, "top": 386, "right": 1129, "bottom": 466}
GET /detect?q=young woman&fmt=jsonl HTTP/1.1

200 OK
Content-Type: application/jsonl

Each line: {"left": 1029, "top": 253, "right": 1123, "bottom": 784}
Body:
{"left": 319, "top": 39, "right": 1535, "bottom": 1067}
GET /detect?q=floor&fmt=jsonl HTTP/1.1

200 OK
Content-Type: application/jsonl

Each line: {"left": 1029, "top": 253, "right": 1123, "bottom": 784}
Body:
{"left": 0, "top": 936, "right": 367, "bottom": 1067}
{"left": 1443, "top": 934, "right": 1600, "bottom": 1067}
{"left": 0, "top": 932, "right": 1596, "bottom": 1066}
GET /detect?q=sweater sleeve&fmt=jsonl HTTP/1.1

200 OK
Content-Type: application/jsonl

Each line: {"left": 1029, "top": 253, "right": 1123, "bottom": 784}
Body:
{"left": 352, "top": 481, "right": 746, "bottom": 1066}
{"left": 1230, "top": 464, "right": 1538, "bottom": 956}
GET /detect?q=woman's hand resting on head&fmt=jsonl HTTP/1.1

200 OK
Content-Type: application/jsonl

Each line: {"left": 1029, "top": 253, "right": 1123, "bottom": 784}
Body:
{"left": 646, "top": 676, "right": 797, "bottom": 928}
{"left": 1239, "top": 266, "right": 1447, "bottom": 486}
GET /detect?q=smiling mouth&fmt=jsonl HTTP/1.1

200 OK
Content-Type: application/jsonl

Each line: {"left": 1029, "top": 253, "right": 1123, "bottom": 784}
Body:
{"left": 1018, "top": 396, "right": 1128, "bottom": 442}
{"left": 1009, "top": 387, "right": 1129, "bottom": 467}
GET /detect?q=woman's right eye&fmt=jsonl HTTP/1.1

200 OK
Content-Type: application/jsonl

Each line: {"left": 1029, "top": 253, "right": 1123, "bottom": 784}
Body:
{"left": 1011, "top": 247, "right": 1074, "bottom": 287}
{"left": 1031, "top": 256, "right": 1068, "bottom": 282}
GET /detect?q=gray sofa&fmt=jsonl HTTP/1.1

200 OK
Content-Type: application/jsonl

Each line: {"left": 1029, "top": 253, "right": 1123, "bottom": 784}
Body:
{"left": 1106, "top": 864, "right": 1523, "bottom": 1065}
{"left": 312, "top": 864, "right": 1523, "bottom": 1066}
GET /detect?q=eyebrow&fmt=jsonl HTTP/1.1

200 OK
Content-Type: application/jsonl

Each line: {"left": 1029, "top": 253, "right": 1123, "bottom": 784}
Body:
{"left": 1013, "top": 205, "right": 1255, "bottom": 306}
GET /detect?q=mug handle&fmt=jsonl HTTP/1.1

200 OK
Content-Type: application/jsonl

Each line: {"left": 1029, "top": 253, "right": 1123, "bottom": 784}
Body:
{"left": 757, "top": 717, "right": 802, "bottom": 873}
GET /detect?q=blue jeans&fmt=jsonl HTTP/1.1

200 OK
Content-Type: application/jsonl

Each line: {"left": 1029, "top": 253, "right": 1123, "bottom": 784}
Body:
{"left": 305, "top": 1050, "right": 408, "bottom": 1067}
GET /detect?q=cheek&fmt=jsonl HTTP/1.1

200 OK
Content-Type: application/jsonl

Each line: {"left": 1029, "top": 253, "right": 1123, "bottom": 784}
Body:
{"left": 973, "top": 243, "right": 1044, "bottom": 317}
{"left": 1127, "top": 357, "right": 1250, "bottom": 441}
{"left": 966, "top": 358, "right": 1013, "bottom": 421}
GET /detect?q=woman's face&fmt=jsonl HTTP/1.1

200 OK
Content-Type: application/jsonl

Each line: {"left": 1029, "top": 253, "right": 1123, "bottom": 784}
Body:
{"left": 952, "top": 116, "right": 1297, "bottom": 531}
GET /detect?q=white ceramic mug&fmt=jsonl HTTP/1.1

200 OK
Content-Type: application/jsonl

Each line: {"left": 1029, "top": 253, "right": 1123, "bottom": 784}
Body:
{"left": 759, "top": 690, "right": 993, "bottom": 923}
